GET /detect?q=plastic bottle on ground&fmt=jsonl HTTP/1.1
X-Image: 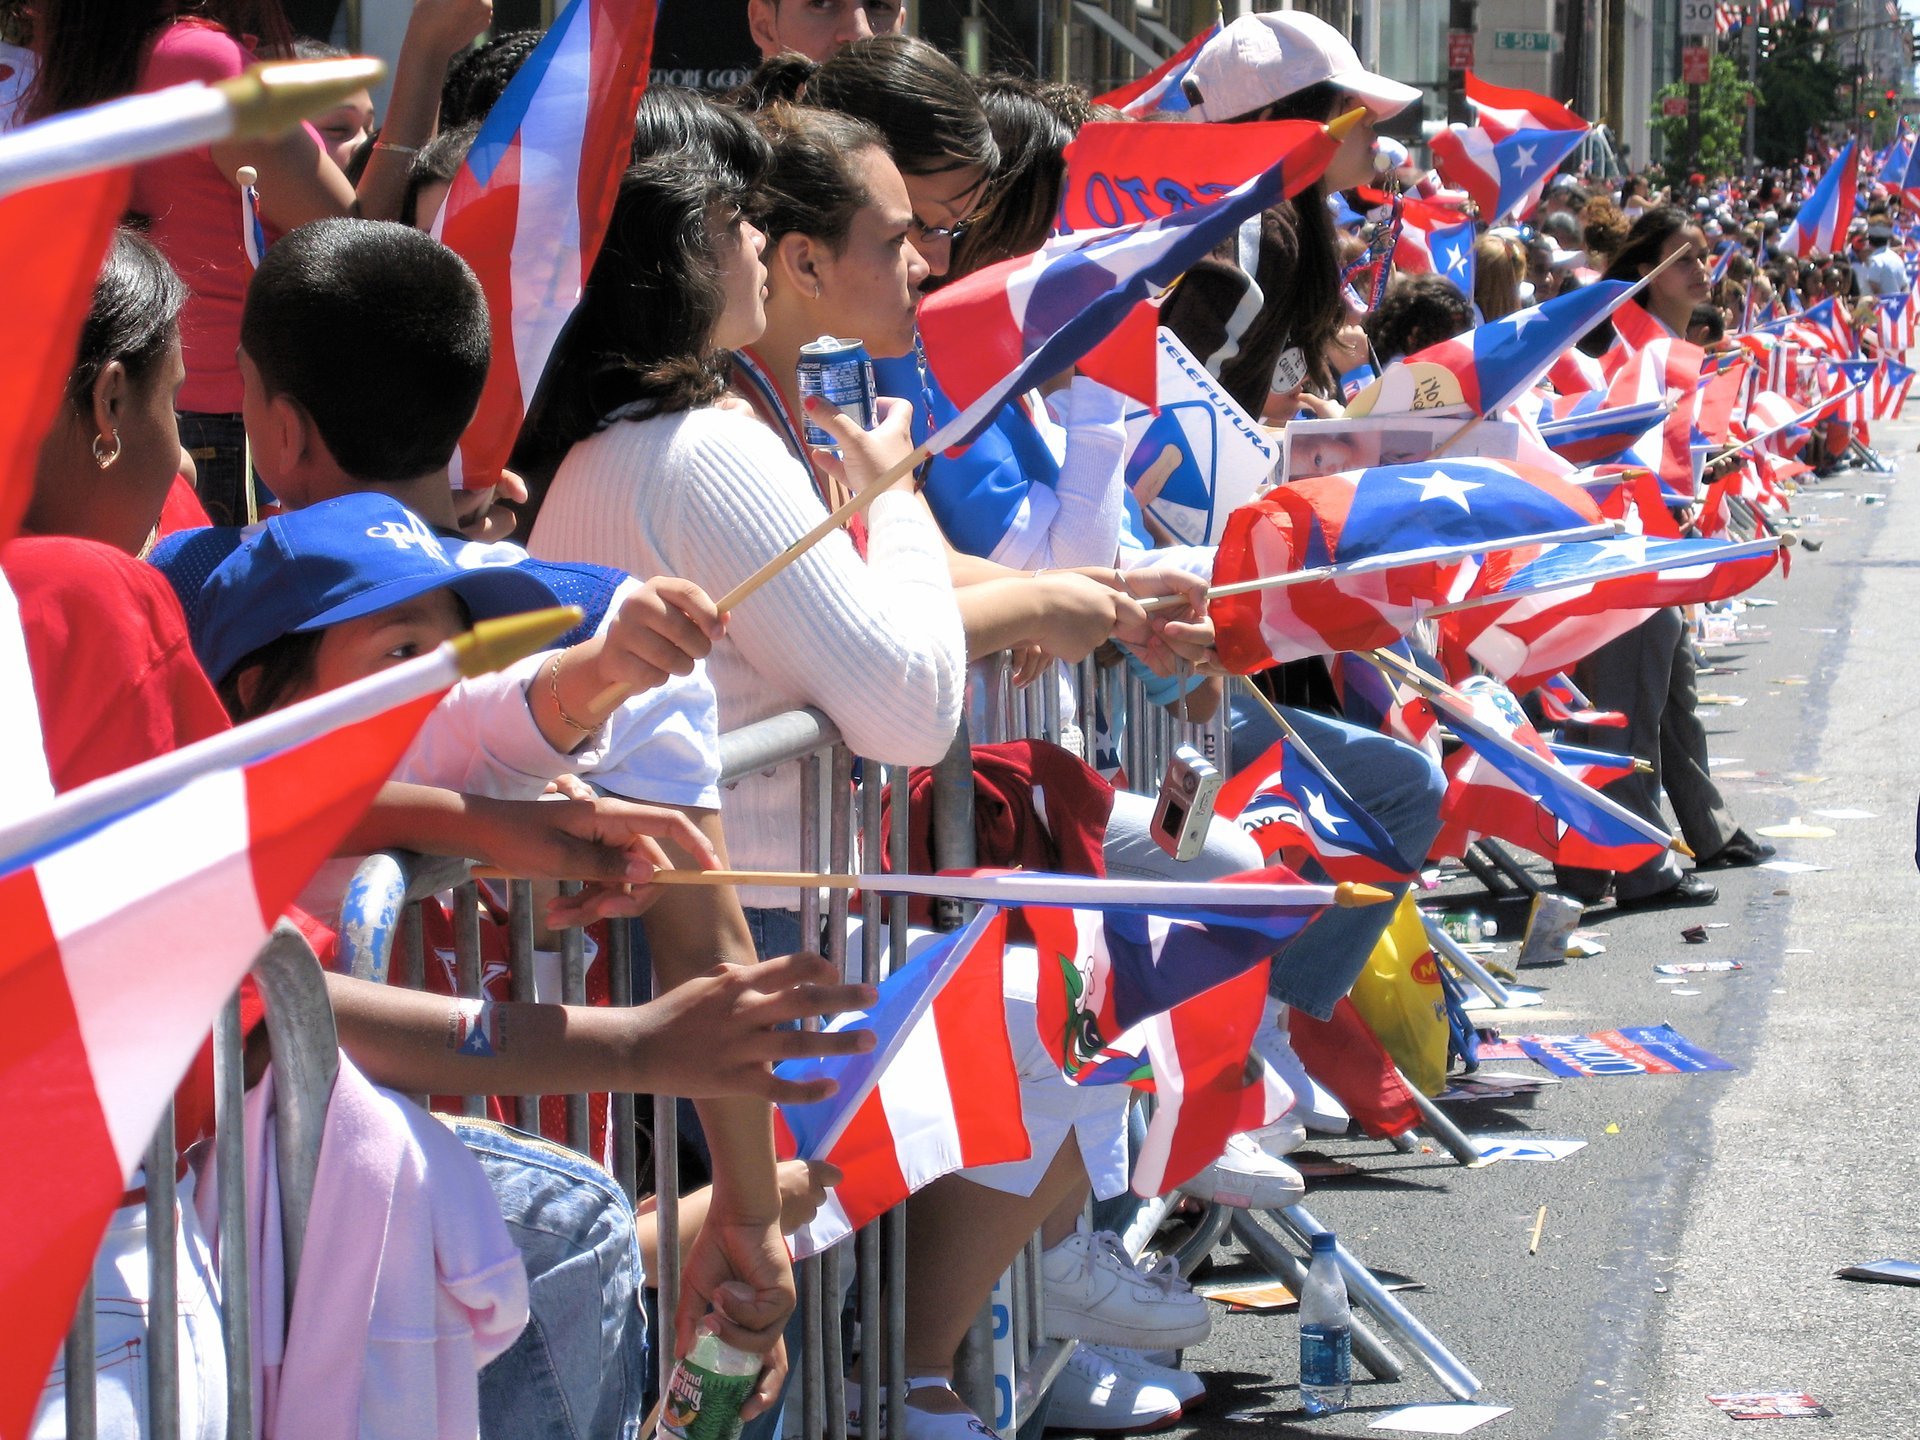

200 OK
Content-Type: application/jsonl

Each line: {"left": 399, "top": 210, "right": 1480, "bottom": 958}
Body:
{"left": 1298, "top": 1231, "right": 1352, "bottom": 1418}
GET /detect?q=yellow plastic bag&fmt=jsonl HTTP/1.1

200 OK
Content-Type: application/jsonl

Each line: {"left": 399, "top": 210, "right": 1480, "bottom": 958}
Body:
{"left": 1346, "top": 894, "right": 1449, "bottom": 1096}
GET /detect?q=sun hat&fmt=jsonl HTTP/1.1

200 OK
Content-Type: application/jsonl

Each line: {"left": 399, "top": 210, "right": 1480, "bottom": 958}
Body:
{"left": 1182, "top": 12, "right": 1420, "bottom": 124}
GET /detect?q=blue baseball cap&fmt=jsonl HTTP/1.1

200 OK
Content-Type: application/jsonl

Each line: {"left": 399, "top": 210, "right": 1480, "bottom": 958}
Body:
{"left": 156, "top": 494, "right": 560, "bottom": 684}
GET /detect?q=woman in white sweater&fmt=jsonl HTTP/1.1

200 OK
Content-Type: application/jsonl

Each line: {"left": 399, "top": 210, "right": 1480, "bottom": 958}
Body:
{"left": 528, "top": 96, "right": 969, "bottom": 943}
{"left": 526, "top": 92, "right": 1225, "bottom": 1440}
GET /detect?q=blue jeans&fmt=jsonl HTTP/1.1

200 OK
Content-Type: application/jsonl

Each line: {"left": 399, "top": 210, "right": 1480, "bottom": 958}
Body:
{"left": 454, "top": 1121, "right": 648, "bottom": 1440}
{"left": 1229, "top": 700, "right": 1445, "bottom": 1020}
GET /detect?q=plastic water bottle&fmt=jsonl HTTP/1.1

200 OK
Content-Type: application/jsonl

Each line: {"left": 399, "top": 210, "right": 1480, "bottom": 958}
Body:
{"left": 661, "top": 1330, "right": 760, "bottom": 1440}
{"left": 1298, "top": 1232, "right": 1352, "bottom": 1417}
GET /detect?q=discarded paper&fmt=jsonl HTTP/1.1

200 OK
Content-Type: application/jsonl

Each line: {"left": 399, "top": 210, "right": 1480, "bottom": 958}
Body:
{"left": 1368, "top": 1404, "right": 1513, "bottom": 1434}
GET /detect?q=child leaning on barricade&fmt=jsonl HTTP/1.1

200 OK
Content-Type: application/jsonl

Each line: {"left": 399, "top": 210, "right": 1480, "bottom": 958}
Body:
{"left": 192, "top": 211, "right": 841, "bottom": 1427}
{"left": 22, "top": 213, "right": 859, "bottom": 1434}
{"left": 12, "top": 531, "right": 868, "bottom": 1437}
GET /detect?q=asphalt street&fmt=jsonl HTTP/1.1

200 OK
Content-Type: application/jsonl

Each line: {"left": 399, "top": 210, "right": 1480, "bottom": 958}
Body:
{"left": 1144, "top": 417, "right": 1920, "bottom": 1440}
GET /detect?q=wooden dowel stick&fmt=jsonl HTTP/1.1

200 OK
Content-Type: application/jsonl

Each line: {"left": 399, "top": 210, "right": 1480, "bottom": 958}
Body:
{"left": 717, "top": 442, "right": 933, "bottom": 614}
{"left": 1528, "top": 1204, "right": 1547, "bottom": 1256}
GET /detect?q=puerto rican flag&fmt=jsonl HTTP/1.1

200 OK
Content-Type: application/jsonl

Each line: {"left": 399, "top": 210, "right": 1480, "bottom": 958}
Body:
{"left": 0, "top": 676, "right": 440, "bottom": 1440}
{"left": 1216, "top": 735, "right": 1416, "bottom": 882}
{"left": 1132, "top": 962, "right": 1288, "bottom": 1196}
{"left": 1350, "top": 281, "right": 1636, "bottom": 418}
{"left": 1538, "top": 393, "right": 1671, "bottom": 466}
{"left": 1463, "top": 71, "right": 1589, "bottom": 140}
{"left": 1778, "top": 142, "right": 1857, "bottom": 258}
{"left": 435, "top": 0, "right": 659, "bottom": 489}
{"left": 1427, "top": 676, "right": 1674, "bottom": 870}
{"left": 1882, "top": 125, "right": 1920, "bottom": 212}
{"left": 1605, "top": 336, "right": 1708, "bottom": 494}
{"left": 1438, "top": 533, "right": 1781, "bottom": 690}
{"left": 1210, "top": 459, "right": 1609, "bottom": 672}
{"left": 1392, "top": 197, "right": 1476, "bottom": 292}
{"left": 1538, "top": 672, "right": 1627, "bottom": 729}
{"left": 1822, "top": 358, "right": 1879, "bottom": 424}
{"left": 1092, "top": 22, "right": 1216, "bottom": 116}
{"left": 1430, "top": 122, "right": 1586, "bottom": 223}
{"left": 1018, "top": 869, "right": 1338, "bottom": 1090}
{"left": 1870, "top": 292, "right": 1916, "bottom": 354}
{"left": 773, "top": 909, "right": 1027, "bottom": 1259}
{"left": 919, "top": 126, "right": 1336, "bottom": 449}
{"left": 1874, "top": 359, "right": 1916, "bottom": 417}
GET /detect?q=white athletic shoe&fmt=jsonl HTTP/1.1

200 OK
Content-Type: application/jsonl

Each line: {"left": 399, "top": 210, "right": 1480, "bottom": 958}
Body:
{"left": 845, "top": 1379, "right": 1003, "bottom": 1440}
{"left": 1042, "top": 1345, "right": 1198, "bottom": 1433}
{"left": 1041, "top": 1230, "right": 1212, "bottom": 1349}
{"left": 1178, "top": 1131, "right": 1306, "bottom": 1211}
{"left": 1249, "top": 998, "right": 1351, "bottom": 1134}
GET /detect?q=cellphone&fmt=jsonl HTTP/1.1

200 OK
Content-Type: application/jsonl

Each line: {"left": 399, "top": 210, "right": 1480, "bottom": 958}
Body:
{"left": 1150, "top": 744, "right": 1223, "bottom": 862}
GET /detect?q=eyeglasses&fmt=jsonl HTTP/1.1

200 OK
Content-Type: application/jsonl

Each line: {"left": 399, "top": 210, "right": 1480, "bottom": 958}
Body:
{"left": 911, "top": 215, "right": 973, "bottom": 244}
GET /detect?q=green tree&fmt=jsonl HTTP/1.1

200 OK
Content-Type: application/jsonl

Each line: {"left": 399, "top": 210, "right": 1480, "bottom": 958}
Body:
{"left": 1653, "top": 54, "right": 1756, "bottom": 175}
{"left": 1751, "top": 22, "right": 1851, "bottom": 167}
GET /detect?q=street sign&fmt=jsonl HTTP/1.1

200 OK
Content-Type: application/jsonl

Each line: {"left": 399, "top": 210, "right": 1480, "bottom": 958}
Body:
{"left": 1494, "top": 30, "right": 1554, "bottom": 52}
{"left": 1679, "top": 0, "right": 1717, "bottom": 32}
{"left": 1447, "top": 29, "right": 1475, "bottom": 70}
{"left": 1682, "top": 46, "right": 1712, "bottom": 85}
{"left": 1663, "top": 96, "right": 1692, "bottom": 117}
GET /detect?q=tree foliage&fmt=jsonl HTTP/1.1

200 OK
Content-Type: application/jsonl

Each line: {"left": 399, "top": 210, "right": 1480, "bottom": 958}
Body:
{"left": 1751, "top": 21, "right": 1852, "bottom": 167}
{"left": 1654, "top": 54, "right": 1758, "bottom": 175}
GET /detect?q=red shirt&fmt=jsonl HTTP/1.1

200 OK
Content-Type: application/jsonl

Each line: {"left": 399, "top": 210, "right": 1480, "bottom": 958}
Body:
{"left": 4, "top": 537, "right": 295, "bottom": 1155}
{"left": 130, "top": 21, "right": 281, "bottom": 414}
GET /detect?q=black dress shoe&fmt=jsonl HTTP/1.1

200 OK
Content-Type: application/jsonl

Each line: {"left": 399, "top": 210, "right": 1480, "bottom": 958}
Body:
{"left": 1694, "top": 830, "right": 1777, "bottom": 870}
{"left": 1614, "top": 873, "right": 1719, "bottom": 910}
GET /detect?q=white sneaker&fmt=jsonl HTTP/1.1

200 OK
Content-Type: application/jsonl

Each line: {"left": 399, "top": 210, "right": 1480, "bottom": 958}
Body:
{"left": 1242, "top": 1109, "right": 1308, "bottom": 1159}
{"left": 1095, "top": 1348, "right": 1205, "bottom": 1409}
{"left": 845, "top": 1379, "right": 1003, "bottom": 1440}
{"left": 1249, "top": 998, "right": 1351, "bottom": 1134}
{"left": 1042, "top": 1230, "right": 1212, "bottom": 1349}
{"left": 1178, "top": 1132, "right": 1305, "bottom": 1210}
{"left": 1043, "top": 1345, "right": 1196, "bottom": 1433}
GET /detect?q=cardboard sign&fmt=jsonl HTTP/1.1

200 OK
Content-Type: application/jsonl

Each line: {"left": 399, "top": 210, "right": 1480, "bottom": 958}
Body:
{"left": 1122, "top": 328, "right": 1278, "bottom": 545}
{"left": 1515, "top": 1025, "right": 1734, "bottom": 1078}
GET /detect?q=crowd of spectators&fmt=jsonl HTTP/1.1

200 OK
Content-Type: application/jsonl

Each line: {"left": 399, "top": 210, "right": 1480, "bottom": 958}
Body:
{"left": 5, "top": 0, "right": 1864, "bottom": 1435}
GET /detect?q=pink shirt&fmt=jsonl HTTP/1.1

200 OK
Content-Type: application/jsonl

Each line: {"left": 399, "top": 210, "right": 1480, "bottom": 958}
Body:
{"left": 131, "top": 21, "right": 278, "bottom": 414}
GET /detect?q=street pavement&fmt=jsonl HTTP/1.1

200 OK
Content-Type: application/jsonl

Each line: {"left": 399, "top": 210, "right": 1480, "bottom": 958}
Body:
{"left": 1143, "top": 418, "right": 1920, "bottom": 1439}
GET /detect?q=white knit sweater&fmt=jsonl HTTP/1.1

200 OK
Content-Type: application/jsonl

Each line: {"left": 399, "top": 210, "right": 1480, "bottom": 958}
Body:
{"left": 529, "top": 405, "right": 967, "bottom": 907}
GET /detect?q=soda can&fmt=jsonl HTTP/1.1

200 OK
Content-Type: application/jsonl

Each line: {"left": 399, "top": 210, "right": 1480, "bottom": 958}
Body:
{"left": 796, "top": 334, "right": 876, "bottom": 449}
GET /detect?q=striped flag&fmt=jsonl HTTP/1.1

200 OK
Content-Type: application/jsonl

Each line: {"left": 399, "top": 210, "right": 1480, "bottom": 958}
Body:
{"left": 0, "top": 671, "right": 443, "bottom": 1440}
{"left": 773, "top": 908, "right": 1026, "bottom": 1259}
{"left": 917, "top": 128, "right": 1337, "bottom": 453}
{"left": 1873, "top": 359, "right": 1915, "bottom": 417}
{"left": 0, "top": 168, "right": 130, "bottom": 543}
{"left": 1092, "top": 23, "right": 1217, "bottom": 116}
{"left": 1428, "top": 675, "right": 1674, "bottom": 870}
{"left": 1778, "top": 143, "right": 1857, "bottom": 258}
{"left": 435, "top": 0, "right": 659, "bottom": 489}
{"left": 1216, "top": 736, "right": 1415, "bottom": 882}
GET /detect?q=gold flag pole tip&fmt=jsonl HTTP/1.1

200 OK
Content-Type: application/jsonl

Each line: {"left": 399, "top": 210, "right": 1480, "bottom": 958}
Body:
{"left": 1326, "top": 108, "right": 1370, "bottom": 140}
{"left": 452, "top": 606, "right": 585, "bottom": 678}
{"left": 1335, "top": 882, "right": 1395, "bottom": 908}
{"left": 216, "top": 57, "right": 389, "bottom": 140}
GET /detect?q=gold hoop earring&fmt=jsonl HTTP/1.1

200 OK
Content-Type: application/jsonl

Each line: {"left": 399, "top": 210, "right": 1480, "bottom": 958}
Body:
{"left": 92, "top": 429, "right": 121, "bottom": 469}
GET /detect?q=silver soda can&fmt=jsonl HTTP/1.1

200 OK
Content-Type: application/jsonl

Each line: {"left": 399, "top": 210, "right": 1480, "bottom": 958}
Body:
{"left": 795, "top": 335, "right": 876, "bottom": 448}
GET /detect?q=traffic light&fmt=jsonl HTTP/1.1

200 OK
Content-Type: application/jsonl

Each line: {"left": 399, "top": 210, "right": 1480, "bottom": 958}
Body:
{"left": 1889, "top": 88, "right": 1900, "bottom": 104}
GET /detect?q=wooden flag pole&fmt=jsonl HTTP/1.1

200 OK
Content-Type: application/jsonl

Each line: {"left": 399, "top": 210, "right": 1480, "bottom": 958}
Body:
{"left": 647, "top": 869, "right": 1398, "bottom": 907}
{"left": 717, "top": 441, "right": 935, "bottom": 613}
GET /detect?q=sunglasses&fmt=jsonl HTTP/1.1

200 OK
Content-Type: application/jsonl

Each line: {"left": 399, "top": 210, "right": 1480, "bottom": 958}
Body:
{"left": 911, "top": 215, "right": 973, "bottom": 244}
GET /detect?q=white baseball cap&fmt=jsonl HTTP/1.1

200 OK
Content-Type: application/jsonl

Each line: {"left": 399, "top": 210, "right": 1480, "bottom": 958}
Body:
{"left": 1182, "top": 12, "right": 1420, "bottom": 124}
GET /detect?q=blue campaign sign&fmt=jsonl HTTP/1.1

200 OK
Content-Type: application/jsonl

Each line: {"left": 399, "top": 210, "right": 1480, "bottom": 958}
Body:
{"left": 1122, "top": 329, "right": 1278, "bottom": 546}
{"left": 1517, "top": 1024, "right": 1734, "bottom": 1078}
